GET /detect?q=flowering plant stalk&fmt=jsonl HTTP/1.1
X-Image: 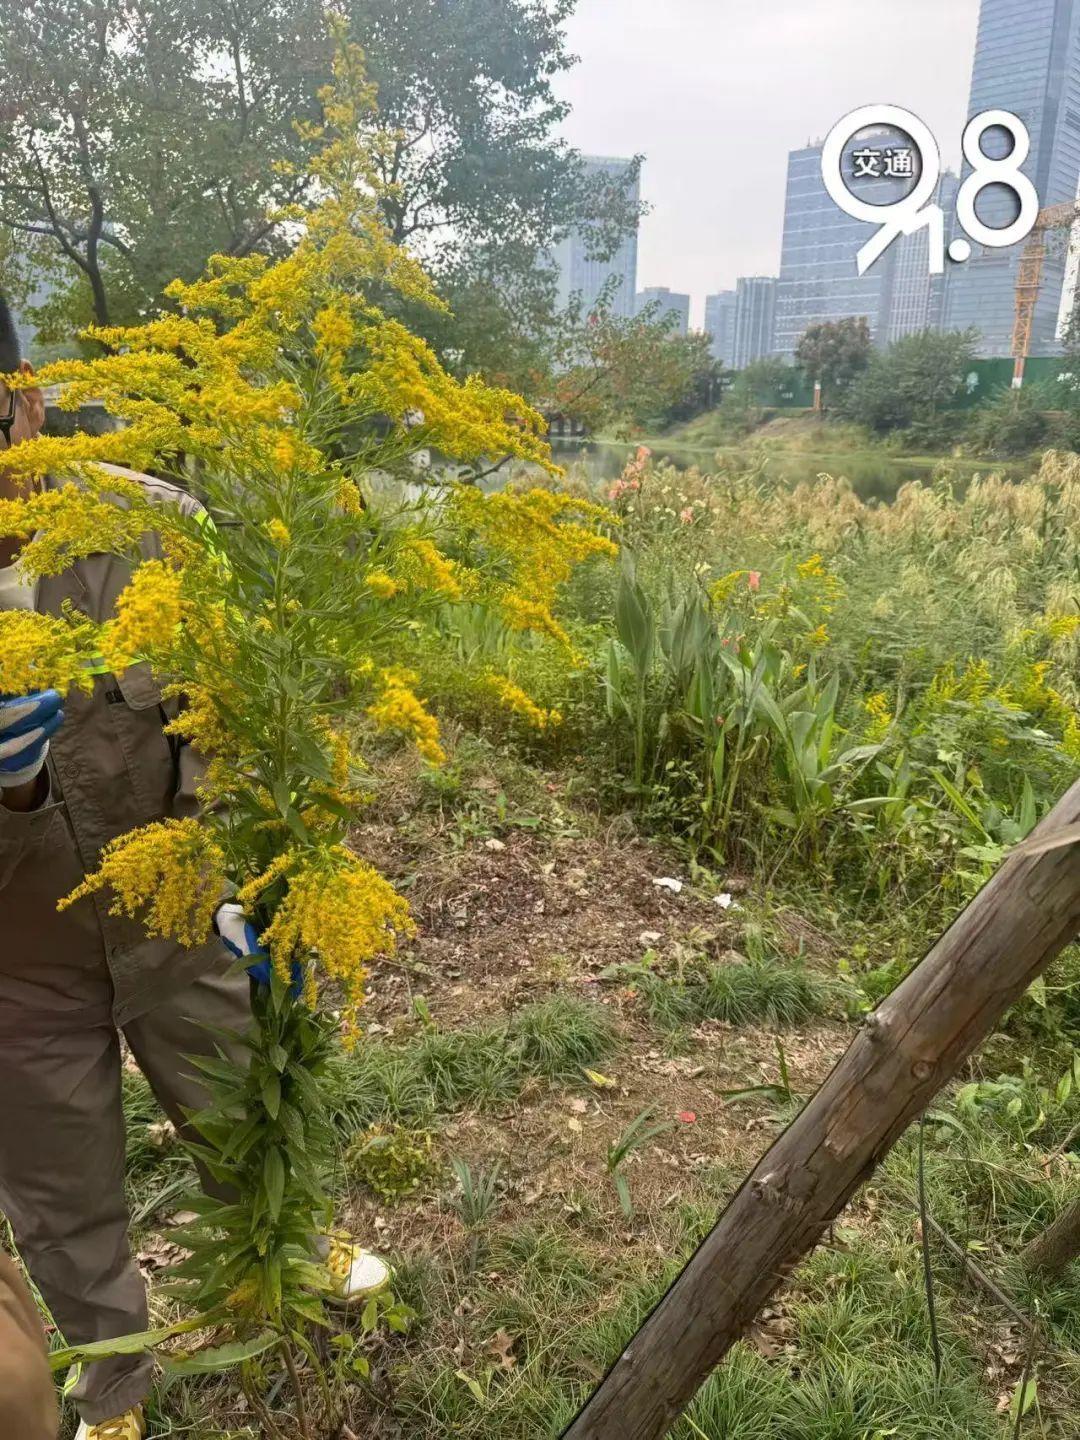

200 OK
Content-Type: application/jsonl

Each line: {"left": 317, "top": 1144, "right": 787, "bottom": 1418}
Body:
{"left": 2, "top": 27, "right": 615, "bottom": 1428}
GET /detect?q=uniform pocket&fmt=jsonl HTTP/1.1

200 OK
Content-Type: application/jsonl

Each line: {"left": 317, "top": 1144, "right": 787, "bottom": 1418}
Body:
{"left": 107, "top": 664, "right": 175, "bottom": 820}
{"left": 0, "top": 796, "right": 66, "bottom": 890}
{"left": 114, "top": 661, "right": 164, "bottom": 710}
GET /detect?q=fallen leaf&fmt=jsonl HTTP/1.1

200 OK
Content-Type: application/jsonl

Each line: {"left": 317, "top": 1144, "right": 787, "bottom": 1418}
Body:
{"left": 487, "top": 1328, "right": 518, "bottom": 1371}
{"left": 583, "top": 1068, "right": 617, "bottom": 1088}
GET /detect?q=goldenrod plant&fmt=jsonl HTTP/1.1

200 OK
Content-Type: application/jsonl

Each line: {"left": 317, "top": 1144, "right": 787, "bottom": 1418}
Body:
{"left": 0, "top": 26, "right": 614, "bottom": 1427}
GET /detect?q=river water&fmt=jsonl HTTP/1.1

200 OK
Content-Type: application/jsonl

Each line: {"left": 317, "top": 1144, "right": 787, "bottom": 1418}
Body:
{"left": 546, "top": 438, "right": 1034, "bottom": 503}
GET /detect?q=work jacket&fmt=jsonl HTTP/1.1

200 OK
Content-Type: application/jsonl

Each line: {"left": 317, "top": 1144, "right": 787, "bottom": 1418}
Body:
{"left": 0, "top": 466, "right": 222, "bottom": 1034}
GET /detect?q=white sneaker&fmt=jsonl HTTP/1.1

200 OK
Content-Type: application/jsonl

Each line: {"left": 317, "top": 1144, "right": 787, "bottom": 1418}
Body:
{"left": 319, "top": 1232, "right": 392, "bottom": 1304}
{"left": 76, "top": 1407, "right": 147, "bottom": 1440}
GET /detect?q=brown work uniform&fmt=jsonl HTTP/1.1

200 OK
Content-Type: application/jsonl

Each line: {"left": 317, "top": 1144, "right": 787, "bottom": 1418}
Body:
{"left": 0, "top": 1253, "right": 59, "bottom": 1439}
{"left": 0, "top": 467, "right": 250, "bottom": 1426}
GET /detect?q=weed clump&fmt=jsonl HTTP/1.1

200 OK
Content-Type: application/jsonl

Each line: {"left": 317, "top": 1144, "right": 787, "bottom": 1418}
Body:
{"left": 346, "top": 1124, "right": 438, "bottom": 1201}
{"left": 324, "top": 996, "right": 617, "bottom": 1131}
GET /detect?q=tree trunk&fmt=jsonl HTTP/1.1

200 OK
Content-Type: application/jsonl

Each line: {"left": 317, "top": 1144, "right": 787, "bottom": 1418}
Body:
{"left": 562, "top": 779, "right": 1080, "bottom": 1440}
{"left": 1022, "top": 1199, "right": 1080, "bottom": 1278}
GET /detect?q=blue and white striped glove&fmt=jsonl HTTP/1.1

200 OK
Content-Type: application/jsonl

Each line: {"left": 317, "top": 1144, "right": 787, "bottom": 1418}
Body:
{"left": 214, "top": 901, "right": 304, "bottom": 994}
{"left": 0, "top": 690, "right": 64, "bottom": 790}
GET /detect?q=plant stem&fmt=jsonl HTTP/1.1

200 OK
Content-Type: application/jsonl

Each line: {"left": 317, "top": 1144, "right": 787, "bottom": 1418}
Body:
{"left": 280, "top": 1338, "right": 314, "bottom": 1440}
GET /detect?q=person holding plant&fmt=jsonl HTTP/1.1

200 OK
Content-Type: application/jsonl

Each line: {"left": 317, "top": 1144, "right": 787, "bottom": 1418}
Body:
{"left": 0, "top": 295, "right": 387, "bottom": 1440}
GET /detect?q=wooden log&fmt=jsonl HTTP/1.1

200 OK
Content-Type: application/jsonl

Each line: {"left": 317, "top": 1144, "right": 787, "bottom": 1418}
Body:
{"left": 1022, "top": 1198, "right": 1080, "bottom": 1278}
{"left": 563, "top": 779, "right": 1080, "bottom": 1440}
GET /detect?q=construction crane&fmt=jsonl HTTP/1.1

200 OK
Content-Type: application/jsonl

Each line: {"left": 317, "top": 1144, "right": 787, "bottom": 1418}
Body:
{"left": 1011, "top": 199, "right": 1080, "bottom": 386}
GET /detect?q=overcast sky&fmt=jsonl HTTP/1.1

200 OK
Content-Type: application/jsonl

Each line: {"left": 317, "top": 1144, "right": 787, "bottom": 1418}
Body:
{"left": 555, "top": 0, "right": 981, "bottom": 326}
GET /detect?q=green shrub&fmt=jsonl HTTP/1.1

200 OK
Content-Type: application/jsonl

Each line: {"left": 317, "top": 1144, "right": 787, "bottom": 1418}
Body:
{"left": 346, "top": 1124, "right": 438, "bottom": 1201}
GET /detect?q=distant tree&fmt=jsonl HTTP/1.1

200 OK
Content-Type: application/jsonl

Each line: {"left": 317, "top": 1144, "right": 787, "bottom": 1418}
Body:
{"left": 550, "top": 311, "right": 712, "bottom": 436}
{"left": 350, "top": 0, "right": 643, "bottom": 385}
{"left": 968, "top": 384, "right": 1051, "bottom": 458}
{"left": 842, "top": 329, "right": 979, "bottom": 445}
{"left": 736, "top": 356, "right": 797, "bottom": 406}
{"left": 351, "top": 0, "right": 638, "bottom": 261}
{"left": 658, "top": 334, "right": 726, "bottom": 425}
{"left": 1, "top": 0, "right": 327, "bottom": 332}
{"left": 795, "top": 317, "right": 871, "bottom": 407}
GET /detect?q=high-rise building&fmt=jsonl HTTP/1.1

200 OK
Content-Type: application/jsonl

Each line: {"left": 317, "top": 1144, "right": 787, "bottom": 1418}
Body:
{"left": 704, "top": 290, "right": 737, "bottom": 361}
{"left": 944, "top": 0, "right": 1080, "bottom": 355}
{"left": 883, "top": 173, "right": 961, "bottom": 344}
{"left": 774, "top": 133, "right": 926, "bottom": 359}
{"left": 635, "top": 285, "right": 691, "bottom": 335}
{"left": 732, "top": 277, "right": 777, "bottom": 367}
{"left": 552, "top": 156, "right": 640, "bottom": 321}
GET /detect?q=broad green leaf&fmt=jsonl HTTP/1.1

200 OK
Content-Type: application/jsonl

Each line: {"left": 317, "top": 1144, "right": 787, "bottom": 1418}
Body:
{"left": 163, "top": 1332, "right": 278, "bottom": 1376}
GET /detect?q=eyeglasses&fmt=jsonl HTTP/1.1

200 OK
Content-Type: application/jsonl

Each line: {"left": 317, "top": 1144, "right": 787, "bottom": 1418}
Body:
{"left": 0, "top": 389, "right": 16, "bottom": 446}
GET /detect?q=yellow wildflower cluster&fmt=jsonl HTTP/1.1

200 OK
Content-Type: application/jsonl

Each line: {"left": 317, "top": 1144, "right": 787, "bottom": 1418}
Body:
{"left": 0, "top": 609, "right": 96, "bottom": 695}
{"left": 484, "top": 672, "right": 561, "bottom": 730}
{"left": 240, "top": 844, "right": 415, "bottom": 1015}
{"left": 264, "top": 518, "right": 292, "bottom": 548}
{"left": 0, "top": 484, "right": 149, "bottom": 579}
{"left": 1004, "top": 660, "right": 1076, "bottom": 733}
{"left": 1042, "top": 614, "right": 1080, "bottom": 641}
{"left": 59, "top": 819, "right": 227, "bottom": 949}
{"left": 451, "top": 486, "right": 616, "bottom": 649}
{"left": 364, "top": 569, "right": 399, "bottom": 599}
{"left": 367, "top": 667, "right": 446, "bottom": 765}
{"left": 398, "top": 537, "right": 472, "bottom": 601}
{"left": 796, "top": 554, "right": 825, "bottom": 579}
{"left": 164, "top": 683, "right": 239, "bottom": 763}
{"left": 863, "top": 691, "right": 893, "bottom": 741}
{"left": 500, "top": 590, "right": 573, "bottom": 650}
{"left": 795, "top": 552, "right": 844, "bottom": 611}
{"left": 928, "top": 659, "right": 993, "bottom": 707}
{"left": 99, "top": 560, "right": 184, "bottom": 672}
{"left": 709, "top": 569, "right": 755, "bottom": 606}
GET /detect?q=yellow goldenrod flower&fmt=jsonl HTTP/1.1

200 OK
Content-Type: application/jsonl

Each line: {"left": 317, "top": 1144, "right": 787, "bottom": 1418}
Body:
{"left": 0, "top": 609, "right": 96, "bottom": 695}
{"left": 367, "top": 667, "right": 445, "bottom": 765}
{"left": 399, "top": 536, "right": 469, "bottom": 601}
{"left": 99, "top": 559, "right": 184, "bottom": 672}
{"left": 59, "top": 819, "right": 227, "bottom": 949}
{"left": 264, "top": 518, "right": 291, "bottom": 548}
{"left": 796, "top": 554, "right": 826, "bottom": 579}
{"left": 364, "top": 569, "right": 399, "bottom": 598}
{"left": 484, "top": 672, "right": 561, "bottom": 729}
{"left": 248, "top": 845, "right": 414, "bottom": 1012}
{"left": 864, "top": 692, "right": 893, "bottom": 741}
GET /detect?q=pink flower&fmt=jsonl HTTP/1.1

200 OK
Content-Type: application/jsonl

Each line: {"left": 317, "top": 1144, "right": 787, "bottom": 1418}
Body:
{"left": 677, "top": 1110, "right": 697, "bottom": 1124}
{"left": 636, "top": 445, "right": 652, "bottom": 461}
{"left": 679, "top": 507, "right": 694, "bottom": 524}
{"left": 747, "top": 571, "right": 761, "bottom": 592}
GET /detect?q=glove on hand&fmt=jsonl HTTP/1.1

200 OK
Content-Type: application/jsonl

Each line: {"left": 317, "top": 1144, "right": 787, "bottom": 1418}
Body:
{"left": 214, "top": 901, "right": 304, "bottom": 994}
{"left": 0, "top": 690, "right": 64, "bottom": 790}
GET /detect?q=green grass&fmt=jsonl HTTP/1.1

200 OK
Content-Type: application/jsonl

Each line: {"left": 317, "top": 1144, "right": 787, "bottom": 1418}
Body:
{"left": 631, "top": 954, "right": 838, "bottom": 1031}
{"left": 322, "top": 995, "right": 618, "bottom": 1132}
{"left": 391, "top": 1216, "right": 1021, "bottom": 1440}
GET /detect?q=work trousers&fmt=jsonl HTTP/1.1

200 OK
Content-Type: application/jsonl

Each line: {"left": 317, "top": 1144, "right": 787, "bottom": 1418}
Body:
{"left": 0, "top": 964, "right": 251, "bottom": 1426}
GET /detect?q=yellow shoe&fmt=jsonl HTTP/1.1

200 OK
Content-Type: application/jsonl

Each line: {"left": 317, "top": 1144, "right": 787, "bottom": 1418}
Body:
{"left": 320, "top": 1232, "right": 392, "bottom": 1304}
{"left": 76, "top": 1407, "right": 146, "bottom": 1440}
